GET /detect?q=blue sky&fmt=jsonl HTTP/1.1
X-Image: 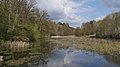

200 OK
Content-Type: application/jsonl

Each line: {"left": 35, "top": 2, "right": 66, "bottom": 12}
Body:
{"left": 36, "top": 0, "right": 120, "bottom": 27}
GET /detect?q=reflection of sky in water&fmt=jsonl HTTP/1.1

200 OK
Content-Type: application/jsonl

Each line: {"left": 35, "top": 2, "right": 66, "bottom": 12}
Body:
{"left": 47, "top": 48, "right": 119, "bottom": 67}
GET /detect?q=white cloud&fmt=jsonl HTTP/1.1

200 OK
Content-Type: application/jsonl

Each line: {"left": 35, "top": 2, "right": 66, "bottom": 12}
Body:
{"left": 94, "top": 16, "right": 105, "bottom": 21}
{"left": 36, "top": 0, "right": 95, "bottom": 27}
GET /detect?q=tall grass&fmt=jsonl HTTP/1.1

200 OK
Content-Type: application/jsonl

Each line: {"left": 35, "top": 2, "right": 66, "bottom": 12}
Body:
{"left": 0, "top": 41, "right": 30, "bottom": 52}
{"left": 50, "top": 36, "right": 120, "bottom": 55}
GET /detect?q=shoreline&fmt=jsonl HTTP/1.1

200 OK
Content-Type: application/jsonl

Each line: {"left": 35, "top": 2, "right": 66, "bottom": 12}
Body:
{"left": 50, "top": 36, "right": 120, "bottom": 56}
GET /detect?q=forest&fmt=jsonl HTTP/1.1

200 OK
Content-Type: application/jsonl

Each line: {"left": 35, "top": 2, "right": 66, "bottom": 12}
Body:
{"left": 0, "top": 0, "right": 120, "bottom": 43}
{"left": 78, "top": 12, "right": 120, "bottom": 39}
{"left": 0, "top": 0, "right": 75, "bottom": 42}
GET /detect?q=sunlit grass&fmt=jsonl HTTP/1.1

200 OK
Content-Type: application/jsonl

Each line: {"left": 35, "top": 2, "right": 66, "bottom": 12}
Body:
{"left": 51, "top": 36, "right": 120, "bottom": 55}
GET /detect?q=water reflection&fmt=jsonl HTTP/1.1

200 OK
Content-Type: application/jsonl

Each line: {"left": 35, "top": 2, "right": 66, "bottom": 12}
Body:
{"left": 0, "top": 41, "right": 120, "bottom": 67}
{"left": 47, "top": 47, "right": 120, "bottom": 67}
{"left": 0, "top": 40, "right": 53, "bottom": 67}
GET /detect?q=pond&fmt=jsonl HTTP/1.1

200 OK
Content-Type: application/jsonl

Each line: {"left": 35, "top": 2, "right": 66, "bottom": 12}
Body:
{"left": 0, "top": 42, "right": 120, "bottom": 67}
{"left": 47, "top": 47, "right": 120, "bottom": 67}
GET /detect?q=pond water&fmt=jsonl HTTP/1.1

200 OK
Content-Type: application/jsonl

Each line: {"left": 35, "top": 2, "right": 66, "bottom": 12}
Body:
{"left": 17, "top": 47, "right": 120, "bottom": 67}
{"left": 47, "top": 47, "right": 120, "bottom": 67}
{"left": 0, "top": 43, "right": 120, "bottom": 67}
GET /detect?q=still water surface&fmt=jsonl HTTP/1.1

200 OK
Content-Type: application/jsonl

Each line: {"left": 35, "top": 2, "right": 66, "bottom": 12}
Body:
{"left": 25, "top": 47, "right": 120, "bottom": 67}
{"left": 0, "top": 45, "right": 120, "bottom": 67}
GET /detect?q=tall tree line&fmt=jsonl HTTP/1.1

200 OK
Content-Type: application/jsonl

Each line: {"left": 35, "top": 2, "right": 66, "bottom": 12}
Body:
{"left": 41, "top": 21, "right": 75, "bottom": 36}
{"left": 0, "top": 0, "right": 76, "bottom": 43}
{"left": 76, "top": 11, "right": 120, "bottom": 39}
{"left": 0, "top": 0, "right": 48, "bottom": 42}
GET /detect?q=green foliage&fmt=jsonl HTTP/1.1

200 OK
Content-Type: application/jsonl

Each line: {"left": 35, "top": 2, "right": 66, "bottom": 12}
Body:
{"left": 0, "top": 0, "right": 47, "bottom": 42}
{"left": 29, "top": 23, "right": 41, "bottom": 41}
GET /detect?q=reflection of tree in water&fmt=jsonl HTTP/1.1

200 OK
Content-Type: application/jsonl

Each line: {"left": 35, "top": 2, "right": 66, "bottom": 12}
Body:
{"left": 0, "top": 40, "right": 55, "bottom": 67}
{"left": 25, "top": 40, "right": 55, "bottom": 67}
{"left": 105, "top": 55, "right": 120, "bottom": 66}
{"left": 25, "top": 53, "right": 49, "bottom": 67}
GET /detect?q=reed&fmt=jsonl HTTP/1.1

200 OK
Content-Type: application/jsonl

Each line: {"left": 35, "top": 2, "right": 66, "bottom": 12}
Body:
{"left": 0, "top": 41, "right": 30, "bottom": 52}
{"left": 50, "top": 36, "right": 120, "bottom": 55}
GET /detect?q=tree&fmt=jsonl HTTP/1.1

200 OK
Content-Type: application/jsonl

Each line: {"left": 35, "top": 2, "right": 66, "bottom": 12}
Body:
{"left": 81, "top": 20, "right": 96, "bottom": 35}
{"left": 75, "top": 27, "right": 81, "bottom": 36}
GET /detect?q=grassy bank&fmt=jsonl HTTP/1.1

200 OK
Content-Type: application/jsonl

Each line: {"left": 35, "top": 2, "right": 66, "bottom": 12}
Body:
{"left": 0, "top": 39, "right": 55, "bottom": 66}
{"left": 50, "top": 36, "right": 120, "bottom": 55}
